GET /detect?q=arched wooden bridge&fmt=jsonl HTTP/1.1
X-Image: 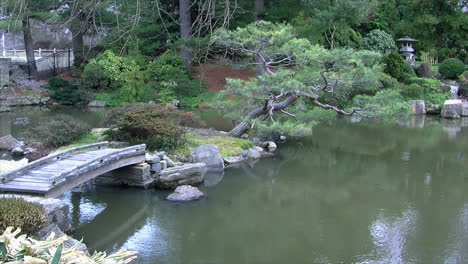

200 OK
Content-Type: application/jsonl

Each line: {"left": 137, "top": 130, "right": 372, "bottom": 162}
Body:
{"left": 0, "top": 142, "right": 146, "bottom": 198}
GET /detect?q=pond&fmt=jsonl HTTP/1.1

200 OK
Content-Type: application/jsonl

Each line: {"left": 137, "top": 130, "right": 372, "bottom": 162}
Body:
{"left": 1, "top": 107, "right": 468, "bottom": 263}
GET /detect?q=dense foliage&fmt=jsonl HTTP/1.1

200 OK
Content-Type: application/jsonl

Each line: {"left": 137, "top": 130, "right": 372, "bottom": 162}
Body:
{"left": 438, "top": 58, "right": 466, "bottom": 79}
{"left": 46, "top": 78, "right": 89, "bottom": 104}
{"left": 362, "top": 30, "right": 396, "bottom": 53}
{"left": 24, "top": 114, "right": 91, "bottom": 148}
{"left": 0, "top": 198, "right": 47, "bottom": 235}
{"left": 104, "top": 104, "right": 204, "bottom": 150}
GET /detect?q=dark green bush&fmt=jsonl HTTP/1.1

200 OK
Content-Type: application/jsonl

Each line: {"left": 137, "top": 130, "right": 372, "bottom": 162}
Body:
{"left": 406, "top": 77, "right": 449, "bottom": 106}
{"left": 104, "top": 104, "right": 203, "bottom": 150}
{"left": 0, "top": 198, "right": 48, "bottom": 235}
{"left": 401, "top": 83, "right": 423, "bottom": 99}
{"left": 382, "top": 51, "right": 406, "bottom": 81}
{"left": 25, "top": 114, "right": 91, "bottom": 148}
{"left": 439, "top": 58, "right": 465, "bottom": 79}
{"left": 46, "top": 78, "right": 90, "bottom": 104}
{"left": 459, "top": 71, "right": 468, "bottom": 97}
{"left": 401, "top": 62, "right": 416, "bottom": 81}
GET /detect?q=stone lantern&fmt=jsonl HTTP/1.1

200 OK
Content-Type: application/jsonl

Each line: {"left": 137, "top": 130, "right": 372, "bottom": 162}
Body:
{"left": 396, "top": 36, "right": 417, "bottom": 65}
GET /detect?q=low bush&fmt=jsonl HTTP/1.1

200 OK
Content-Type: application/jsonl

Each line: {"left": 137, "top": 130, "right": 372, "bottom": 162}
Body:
{"left": 459, "top": 71, "right": 468, "bottom": 97}
{"left": 401, "top": 62, "right": 416, "bottom": 81}
{"left": 0, "top": 198, "right": 47, "bottom": 235}
{"left": 406, "top": 77, "right": 449, "bottom": 105}
{"left": 82, "top": 50, "right": 130, "bottom": 91}
{"left": 362, "top": 29, "right": 396, "bottom": 53}
{"left": 439, "top": 58, "right": 465, "bottom": 79}
{"left": 46, "top": 78, "right": 90, "bottom": 104}
{"left": 401, "top": 83, "right": 423, "bottom": 99}
{"left": 104, "top": 104, "right": 203, "bottom": 150}
{"left": 24, "top": 114, "right": 91, "bottom": 148}
{"left": 383, "top": 51, "right": 405, "bottom": 81}
{"left": 353, "top": 89, "right": 411, "bottom": 120}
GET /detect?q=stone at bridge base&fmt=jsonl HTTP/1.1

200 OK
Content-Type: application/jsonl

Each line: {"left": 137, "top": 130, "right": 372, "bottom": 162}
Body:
{"left": 0, "top": 58, "right": 11, "bottom": 87}
{"left": 94, "top": 163, "right": 154, "bottom": 188}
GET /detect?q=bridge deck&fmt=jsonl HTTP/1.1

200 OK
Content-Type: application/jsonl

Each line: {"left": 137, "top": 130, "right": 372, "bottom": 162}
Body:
{"left": 0, "top": 142, "right": 146, "bottom": 198}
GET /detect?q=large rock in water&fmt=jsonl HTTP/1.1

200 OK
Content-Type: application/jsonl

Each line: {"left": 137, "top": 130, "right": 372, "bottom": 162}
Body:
{"left": 87, "top": 100, "right": 107, "bottom": 107}
{"left": 441, "top": 100, "right": 462, "bottom": 119}
{"left": 191, "top": 145, "right": 224, "bottom": 172}
{"left": 156, "top": 162, "right": 207, "bottom": 188}
{"left": 167, "top": 185, "right": 205, "bottom": 201}
{"left": 461, "top": 102, "right": 468, "bottom": 117}
{"left": 0, "top": 135, "right": 21, "bottom": 150}
{"left": 409, "top": 100, "right": 426, "bottom": 115}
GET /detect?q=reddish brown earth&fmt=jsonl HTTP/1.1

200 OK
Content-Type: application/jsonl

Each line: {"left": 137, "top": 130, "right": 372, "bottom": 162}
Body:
{"left": 193, "top": 63, "right": 256, "bottom": 92}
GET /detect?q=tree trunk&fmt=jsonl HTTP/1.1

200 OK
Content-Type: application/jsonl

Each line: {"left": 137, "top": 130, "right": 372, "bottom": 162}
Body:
{"left": 254, "top": 0, "right": 264, "bottom": 21}
{"left": 71, "top": 23, "right": 85, "bottom": 68}
{"left": 22, "top": 17, "right": 37, "bottom": 79}
{"left": 179, "top": 0, "right": 192, "bottom": 66}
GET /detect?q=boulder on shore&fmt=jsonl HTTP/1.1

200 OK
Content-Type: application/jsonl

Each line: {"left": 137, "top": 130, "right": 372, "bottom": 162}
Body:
{"left": 167, "top": 185, "right": 205, "bottom": 201}
{"left": 156, "top": 162, "right": 207, "bottom": 188}
{"left": 462, "top": 102, "right": 468, "bottom": 117}
{"left": 409, "top": 100, "right": 426, "bottom": 115}
{"left": 87, "top": 100, "right": 107, "bottom": 107}
{"left": 441, "top": 100, "right": 462, "bottom": 119}
{"left": 0, "top": 135, "right": 22, "bottom": 150}
{"left": 191, "top": 145, "right": 224, "bottom": 172}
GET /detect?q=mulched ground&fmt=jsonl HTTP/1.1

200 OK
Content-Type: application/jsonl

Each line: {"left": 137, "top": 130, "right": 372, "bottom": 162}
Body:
{"left": 193, "top": 63, "right": 256, "bottom": 92}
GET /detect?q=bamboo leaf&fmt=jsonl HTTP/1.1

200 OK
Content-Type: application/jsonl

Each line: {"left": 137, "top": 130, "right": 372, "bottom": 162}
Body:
{"left": 51, "top": 244, "right": 63, "bottom": 264}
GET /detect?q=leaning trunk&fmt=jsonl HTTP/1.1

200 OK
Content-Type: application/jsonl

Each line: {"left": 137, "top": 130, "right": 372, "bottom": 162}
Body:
{"left": 71, "top": 23, "right": 85, "bottom": 68}
{"left": 179, "top": 0, "right": 192, "bottom": 66}
{"left": 22, "top": 17, "right": 37, "bottom": 79}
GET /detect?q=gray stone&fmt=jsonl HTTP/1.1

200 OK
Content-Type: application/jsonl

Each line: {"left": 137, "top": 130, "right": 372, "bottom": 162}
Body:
{"left": 11, "top": 117, "right": 30, "bottom": 126}
{"left": 37, "top": 224, "right": 88, "bottom": 254}
{"left": 87, "top": 100, "right": 107, "bottom": 107}
{"left": 224, "top": 156, "right": 246, "bottom": 165}
{"left": 263, "top": 141, "right": 277, "bottom": 151}
{"left": 40, "top": 96, "right": 50, "bottom": 105}
{"left": 410, "top": 100, "right": 426, "bottom": 115}
{"left": 245, "top": 148, "right": 262, "bottom": 159}
{"left": 0, "top": 106, "right": 11, "bottom": 112}
{"left": 0, "top": 95, "right": 42, "bottom": 106}
{"left": 240, "top": 133, "right": 249, "bottom": 139}
{"left": 161, "top": 160, "right": 168, "bottom": 170}
{"left": 0, "top": 135, "right": 21, "bottom": 150}
{"left": 11, "top": 146, "right": 24, "bottom": 156}
{"left": 163, "top": 155, "right": 175, "bottom": 167}
{"left": 167, "top": 185, "right": 205, "bottom": 201}
{"left": 426, "top": 104, "right": 441, "bottom": 115}
{"left": 150, "top": 162, "right": 162, "bottom": 174}
{"left": 145, "top": 154, "right": 161, "bottom": 164}
{"left": 95, "top": 163, "right": 153, "bottom": 187}
{"left": 462, "top": 103, "right": 468, "bottom": 117}
{"left": 415, "top": 62, "right": 433, "bottom": 78}
{"left": 279, "top": 135, "right": 287, "bottom": 143}
{"left": 156, "top": 162, "right": 207, "bottom": 188}
{"left": 191, "top": 145, "right": 224, "bottom": 172}
{"left": 0, "top": 58, "right": 11, "bottom": 87}
{"left": 441, "top": 100, "right": 462, "bottom": 119}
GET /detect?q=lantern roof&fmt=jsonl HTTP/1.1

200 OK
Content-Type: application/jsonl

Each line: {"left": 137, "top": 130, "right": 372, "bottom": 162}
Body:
{"left": 396, "top": 36, "right": 417, "bottom": 42}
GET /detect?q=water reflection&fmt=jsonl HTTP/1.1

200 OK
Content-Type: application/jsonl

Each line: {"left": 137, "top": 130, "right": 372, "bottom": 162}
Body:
{"left": 65, "top": 118, "right": 468, "bottom": 264}
{"left": 363, "top": 208, "right": 417, "bottom": 264}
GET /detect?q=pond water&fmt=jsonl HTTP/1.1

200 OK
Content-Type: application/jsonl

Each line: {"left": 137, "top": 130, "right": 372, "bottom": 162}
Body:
{"left": 1, "top": 107, "right": 468, "bottom": 263}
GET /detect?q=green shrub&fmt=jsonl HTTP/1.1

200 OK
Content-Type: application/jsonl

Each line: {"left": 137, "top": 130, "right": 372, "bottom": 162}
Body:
{"left": 104, "top": 104, "right": 203, "bottom": 150}
{"left": 25, "top": 114, "right": 91, "bottom": 148}
{"left": 362, "top": 29, "right": 396, "bottom": 53}
{"left": 46, "top": 78, "right": 89, "bottom": 104}
{"left": 401, "top": 62, "right": 416, "bottom": 81}
{"left": 406, "top": 77, "right": 449, "bottom": 105}
{"left": 82, "top": 50, "right": 136, "bottom": 91}
{"left": 438, "top": 58, "right": 465, "bottom": 79}
{"left": 401, "top": 83, "right": 423, "bottom": 99}
{"left": 378, "top": 73, "right": 402, "bottom": 90}
{"left": 0, "top": 198, "right": 47, "bottom": 235}
{"left": 353, "top": 89, "right": 411, "bottom": 120}
{"left": 95, "top": 90, "right": 134, "bottom": 107}
{"left": 459, "top": 71, "right": 468, "bottom": 97}
{"left": 382, "top": 51, "right": 406, "bottom": 81}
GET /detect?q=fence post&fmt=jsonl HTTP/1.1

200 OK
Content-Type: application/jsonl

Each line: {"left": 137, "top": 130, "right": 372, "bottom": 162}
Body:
{"left": 53, "top": 49, "right": 57, "bottom": 76}
{"left": 68, "top": 48, "right": 71, "bottom": 70}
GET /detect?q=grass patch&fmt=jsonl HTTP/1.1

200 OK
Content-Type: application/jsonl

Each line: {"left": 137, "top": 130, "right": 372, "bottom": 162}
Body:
{"left": 171, "top": 133, "right": 253, "bottom": 158}
{"left": 57, "top": 129, "right": 106, "bottom": 150}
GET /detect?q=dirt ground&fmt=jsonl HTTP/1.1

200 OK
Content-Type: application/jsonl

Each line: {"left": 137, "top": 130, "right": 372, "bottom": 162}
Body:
{"left": 193, "top": 63, "right": 256, "bottom": 92}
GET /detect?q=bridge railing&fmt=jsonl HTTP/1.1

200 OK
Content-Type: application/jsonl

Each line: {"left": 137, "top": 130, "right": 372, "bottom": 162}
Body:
{"left": 0, "top": 142, "right": 109, "bottom": 183}
{"left": 49, "top": 144, "right": 146, "bottom": 185}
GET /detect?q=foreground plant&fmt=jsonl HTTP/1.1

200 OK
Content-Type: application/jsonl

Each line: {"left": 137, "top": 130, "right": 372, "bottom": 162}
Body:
{"left": 0, "top": 227, "right": 137, "bottom": 264}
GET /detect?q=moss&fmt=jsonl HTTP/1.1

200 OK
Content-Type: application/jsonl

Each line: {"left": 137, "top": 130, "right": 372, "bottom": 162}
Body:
{"left": 171, "top": 133, "right": 253, "bottom": 158}
{"left": 0, "top": 198, "right": 48, "bottom": 235}
{"left": 57, "top": 129, "right": 105, "bottom": 150}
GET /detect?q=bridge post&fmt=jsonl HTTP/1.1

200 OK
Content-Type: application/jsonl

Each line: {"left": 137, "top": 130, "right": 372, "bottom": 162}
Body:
{"left": 0, "top": 57, "right": 11, "bottom": 87}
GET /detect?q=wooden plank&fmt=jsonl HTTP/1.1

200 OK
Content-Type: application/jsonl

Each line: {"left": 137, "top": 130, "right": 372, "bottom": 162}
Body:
{"left": 0, "top": 142, "right": 109, "bottom": 183}
{"left": 9, "top": 177, "right": 50, "bottom": 183}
